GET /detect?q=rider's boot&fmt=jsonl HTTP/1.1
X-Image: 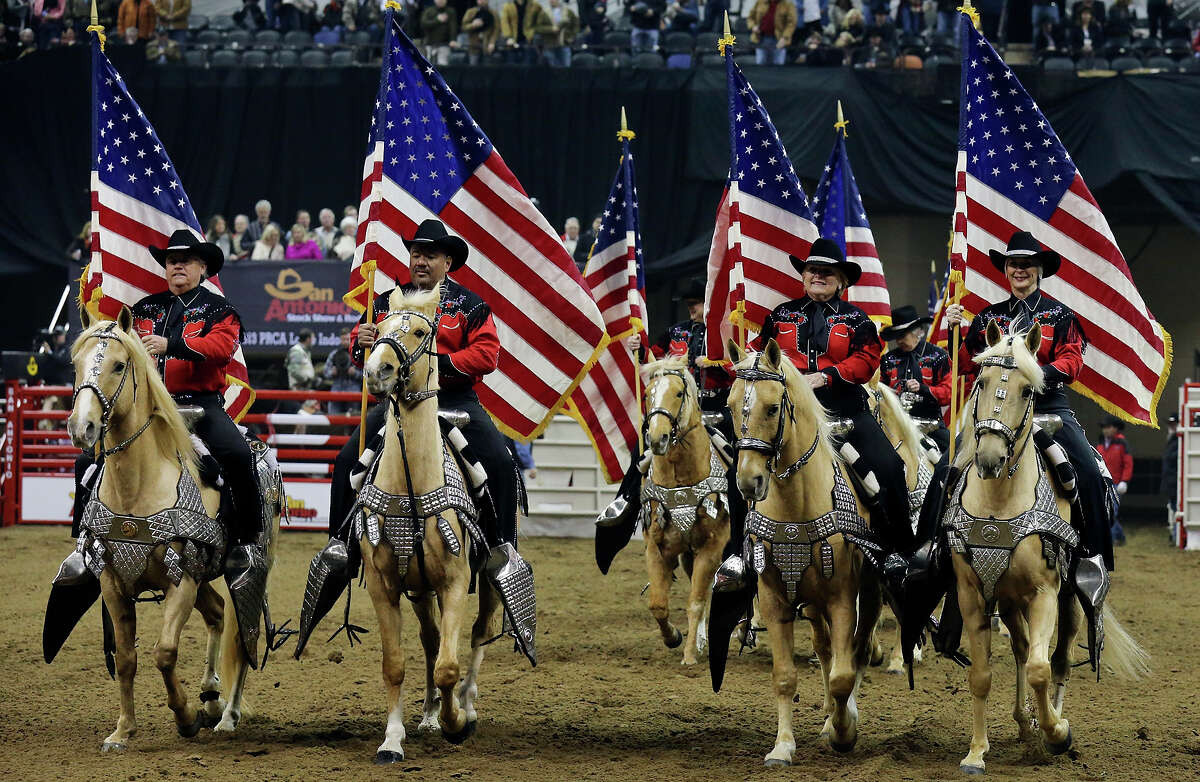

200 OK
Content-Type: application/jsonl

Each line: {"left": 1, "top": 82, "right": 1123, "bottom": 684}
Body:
{"left": 225, "top": 530, "right": 269, "bottom": 669}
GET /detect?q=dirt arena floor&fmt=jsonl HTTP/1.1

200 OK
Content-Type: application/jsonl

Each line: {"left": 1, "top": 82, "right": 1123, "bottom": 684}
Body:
{"left": 2, "top": 523, "right": 1198, "bottom": 782}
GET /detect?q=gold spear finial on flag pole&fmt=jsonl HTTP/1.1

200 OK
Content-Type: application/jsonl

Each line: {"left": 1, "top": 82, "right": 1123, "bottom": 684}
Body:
{"left": 956, "top": 0, "right": 981, "bottom": 30}
{"left": 617, "top": 106, "right": 635, "bottom": 142}
{"left": 718, "top": 11, "right": 735, "bottom": 55}
{"left": 834, "top": 100, "right": 849, "bottom": 137}
{"left": 87, "top": 0, "right": 106, "bottom": 51}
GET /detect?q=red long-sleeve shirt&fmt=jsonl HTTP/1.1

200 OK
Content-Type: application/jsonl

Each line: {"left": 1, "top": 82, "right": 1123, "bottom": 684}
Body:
{"left": 880, "top": 339, "right": 953, "bottom": 419}
{"left": 131, "top": 287, "right": 242, "bottom": 395}
{"left": 1097, "top": 435, "right": 1133, "bottom": 484}
{"left": 352, "top": 279, "right": 499, "bottom": 393}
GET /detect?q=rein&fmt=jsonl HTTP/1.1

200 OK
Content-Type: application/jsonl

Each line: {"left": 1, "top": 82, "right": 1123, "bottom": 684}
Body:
{"left": 374, "top": 310, "right": 439, "bottom": 405}
{"left": 734, "top": 355, "right": 820, "bottom": 481}
{"left": 72, "top": 323, "right": 154, "bottom": 457}
{"left": 972, "top": 350, "right": 1036, "bottom": 477}
{"left": 644, "top": 369, "right": 699, "bottom": 447}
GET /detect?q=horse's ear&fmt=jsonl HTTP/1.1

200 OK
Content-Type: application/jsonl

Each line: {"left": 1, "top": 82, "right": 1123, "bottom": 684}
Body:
{"left": 1024, "top": 322, "right": 1042, "bottom": 355}
{"left": 985, "top": 319, "right": 1003, "bottom": 348}
{"left": 763, "top": 338, "right": 782, "bottom": 369}
{"left": 80, "top": 302, "right": 92, "bottom": 329}
{"left": 387, "top": 286, "right": 405, "bottom": 311}
{"left": 727, "top": 338, "right": 745, "bottom": 365}
{"left": 117, "top": 306, "right": 133, "bottom": 334}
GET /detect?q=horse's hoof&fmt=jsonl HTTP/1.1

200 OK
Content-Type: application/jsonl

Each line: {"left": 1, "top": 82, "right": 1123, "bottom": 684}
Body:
{"left": 100, "top": 742, "right": 127, "bottom": 754}
{"left": 959, "top": 762, "right": 986, "bottom": 775}
{"left": 442, "top": 719, "right": 477, "bottom": 745}
{"left": 764, "top": 757, "right": 792, "bottom": 768}
{"left": 213, "top": 716, "right": 238, "bottom": 733}
{"left": 178, "top": 710, "right": 218, "bottom": 738}
{"left": 416, "top": 717, "right": 440, "bottom": 734}
{"left": 829, "top": 737, "right": 857, "bottom": 754}
{"left": 1046, "top": 727, "right": 1073, "bottom": 756}
{"left": 664, "top": 628, "right": 683, "bottom": 649}
{"left": 373, "top": 749, "right": 405, "bottom": 765}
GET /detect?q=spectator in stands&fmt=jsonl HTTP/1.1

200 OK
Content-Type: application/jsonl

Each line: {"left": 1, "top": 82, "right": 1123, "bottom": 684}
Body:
{"left": 0, "top": 25, "right": 13, "bottom": 63}
{"left": 833, "top": 6, "right": 863, "bottom": 54}
{"left": 117, "top": 0, "right": 157, "bottom": 41}
{"left": 868, "top": 6, "right": 895, "bottom": 44}
{"left": 278, "top": 0, "right": 316, "bottom": 33}
{"left": 1071, "top": 0, "right": 1104, "bottom": 24}
{"left": 251, "top": 224, "right": 285, "bottom": 260}
{"left": 317, "top": 0, "right": 344, "bottom": 34}
{"left": 1193, "top": 24, "right": 1200, "bottom": 55}
{"left": 699, "top": 0, "right": 728, "bottom": 32}
{"left": 154, "top": 0, "right": 188, "bottom": 42}
{"left": 332, "top": 216, "right": 357, "bottom": 260}
{"left": 206, "top": 214, "right": 233, "bottom": 260}
{"left": 854, "top": 24, "right": 894, "bottom": 66}
{"left": 15, "top": 25, "right": 36, "bottom": 58}
{"left": 286, "top": 329, "right": 317, "bottom": 391}
{"left": 561, "top": 216, "right": 582, "bottom": 260}
{"left": 31, "top": 0, "right": 64, "bottom": 49}
{"left": 58, "top": 24, "right": 78, "bottom": 44}
{"left": 931, "top": 0, "right": 956, "bottom": 33}
{"left": 505, "top": 436, "right": 537, "bottom": 481}
{"left": 1068, "top": 6, "right": 1103, "bottom": 57}
{"left": 145, "top": 25, "right": 181, "bottom": 61}
{"left": 343, "top": 204, "right": 357, "bottom": 218}
{"left": 343, "top": 0, "right": 384, "bottom": 41}
{"left": 1146, "top": 0, "right": 1173, "bottom": 39}
{"left": 233, "top": 0, "right": 266, "bottom": 31}
{"left": 544, "top": 0, "right": 577, "bottom": 66}
{"left": 749, "top": 0, "right": 797, "bottom": 66}
{"left": 247, "top": 198, "right": 280, "bottom": 242}
{"left": 323, "top": 326, "right": 361, "bottom": 418}
{"left": 826, "top": 0, "right": 854, "bottom": 36}
{"left": 663, "top": 0, "right": 698, "bottom": 33}
{"left": 112, "top": 24, "right": 144, "bottom": 54}
{"left": 1034, "top": 16, "right": 1065, "bottom": 55}
{"left": 1104, "top": 0, "right": 1134, "bottom": 37}
{"left": 286, "top": 223, "right": 323, "bottom": 259}
{"left": 896, "top": 0, "right": 930, "bottom": 37}
{"left": 66, "top": 220, "right": 91, "bottom": 262}
{"left": 1031, "top": 0, "right": 1060, "bottom": 32}
{"left": 500, "top": 0, "right": 551, "bottom": 64}
{"left": 463, "top": 0, "right": 499, "bottom": 64}
{"left": 1097, "top": 415, "right": 1131, "bottom": 546}
{"left": 314, "top": 208, "right": 338, "bottom": 254}
{"left": 230, "top": 214, "right": 252, "bottom": 260}
{"left": 627, "top": 0, "right": 664, "bottom": 53}
{"left": 294, "top": 209, "right": 313, "bottom": 240}
{"left": 1160, "top": 414, "right": 1178, "bottom": 512}
{"left": 421, "top": 0, "right": 459, "bottom": 65}
{"left": 62, "top": 0, "right": 92, "bottom": 34}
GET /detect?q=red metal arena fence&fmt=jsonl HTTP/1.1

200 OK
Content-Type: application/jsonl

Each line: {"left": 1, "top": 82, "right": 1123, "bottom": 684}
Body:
{"left": 1, "top": 382, "right": 361, "bottom": 530}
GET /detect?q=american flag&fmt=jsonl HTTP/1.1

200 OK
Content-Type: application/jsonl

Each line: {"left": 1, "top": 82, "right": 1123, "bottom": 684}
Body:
{"left": 703, "top": 40, "right": 818, "bottom": 362}
{"left": 567, "top": 130, "right": 648, "bottom": 482}
{"left": 82, "top": 34, "right": 253, "bottom": 420}
{"left": 811, "top": 114, "right": 891, "bottom": 326}
{"left": 347, "top": 10, "right": 606, "bottom": 440}
{"left": 952, "top": 14, "right": 1171, "bottom": 425}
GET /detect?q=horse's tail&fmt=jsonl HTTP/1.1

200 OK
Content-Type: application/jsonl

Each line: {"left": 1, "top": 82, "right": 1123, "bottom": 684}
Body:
{"left": 1102, "top": 602, "right": 1151, "bottom": 681}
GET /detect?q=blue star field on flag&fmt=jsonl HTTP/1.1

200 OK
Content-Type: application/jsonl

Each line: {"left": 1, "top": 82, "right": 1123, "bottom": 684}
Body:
{"left": 810, "top": 129, "right": 868, "bottom": 257}
{"left": 591, "top": 141, "right": 642, "bottom": 278}
{"left": 93, "top": 38, "right": 200, "bottom": 231}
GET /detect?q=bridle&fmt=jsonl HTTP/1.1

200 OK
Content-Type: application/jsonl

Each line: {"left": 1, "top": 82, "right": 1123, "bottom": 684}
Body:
{"left": 971, "top": 348, "right": 1036, "bottom": 477}
{"left": 373, "top": 309, "right": 439, "bottom": 406}
{"left": 733, "top": 354, "right": 820, "bottom": 481}
{"left": 72, "top": 322, "right": 153, "bottom": 457}
{"left": 644, "top": 369, "right": 699, "bottom": 447}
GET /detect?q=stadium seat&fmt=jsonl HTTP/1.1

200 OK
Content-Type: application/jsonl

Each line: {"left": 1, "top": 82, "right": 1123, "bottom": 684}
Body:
{"left": 666, "top": 52, "right": 693, "bottom": 69}
{"left": 209, "top": 49, "right": 239, "bottom": 67}
{"left": 699, "top": 52, "right": 724, "bottom": 67}
{"left": 1075, "top": 56, "right": 1109, "bottom": 70}
{"left": 195, "top": 29, "right": 222, "bottom": 47}
{"left": 330, "top": 48, "right": 355, "bottom": 66}
{"left": 1134, "top": 37, "right": 1162, "bottom": 57}
{"left": 188, "top": 14, "right": 208, "bottom": 31}
{"left": 242, "top": 49, "right": 269, "bottom": 68}
{"left": 1145, "top": 55, "right": 1176, "bottom": 70}
{"left": 611, "top": 17, "right": 632, "bottom": 33}
{"left": 1162, "top": 38, "right": 1190, "bottom": 58}
{"left": 448, "top": 49, "right": 467, "bottom": 66}
{"left": 1041, "top": 56, "right": 1075, "bottom": 72}
{"left": 300, "top": 49, "right": 330, "bottom": 67}
{"left": 209, "top": 15, "right": 235, "bottom": 32}
{"left": 283, "top": 30, "right": 313, "bottom": 49}
{"left": 696, "top": 32, "right": 721, "bottom": 53}
{"left": 226, "top": 29, "right": 252, "bottom": 49}
{"left": 1181, "top": 57, "right": 1200, "bottom": 73}
{"left": 600, "top": 51, "right": 632, "bottom": 68}
{"left": 632, "top": 51, "right": 664, "bottom": 68}
{"left": 182, "top": 47, "right": 206, "bottom": 68}
{"left": 572, "top": 51, "right": 600, "bottom": 67}
{"left": 732, "top": 16, "right": 748, "bottom": 34}
{"left": 923, "top": 54, "right": 949, "bottom": 69}
{"left": 313, "top": 28, "right": 341, "bottom": 46}
{"left": 255, "top": 30, "right": 282, "bottom": 48}
{"left": 603, "top": 30, "right": 629, "bottom": 51}
{"left": 347, "top": 30, "right": 374, "bottom": 46}
{"left": 1110, "top": 55, "right": 1143, "bottom": 72}
{"left": 893, "top": 54, "right": 923, "bottom": 70}
{"left": 273, "top": 49, "right": 299, "bottom": 67}
{"left": 664, "top": 31, "right": 695, "bottom": 53}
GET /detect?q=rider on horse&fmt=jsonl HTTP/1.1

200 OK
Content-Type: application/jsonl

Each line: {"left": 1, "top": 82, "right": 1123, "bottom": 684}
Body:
{"left": 879, "top": 304, "right": 953, "bottom": 455}
{"left": 311, "top": 219, "right": 516, "bottom": 596}
{"left": 64, "top": 230, "right": 265, "bottom": 590}
{"left": 748, "top": 238, "right": 916, "bottom": 561}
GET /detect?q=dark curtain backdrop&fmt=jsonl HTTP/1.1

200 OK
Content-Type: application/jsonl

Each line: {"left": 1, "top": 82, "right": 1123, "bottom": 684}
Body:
{"left": 2, "top": 48, "right": 1198, "bottom": 351}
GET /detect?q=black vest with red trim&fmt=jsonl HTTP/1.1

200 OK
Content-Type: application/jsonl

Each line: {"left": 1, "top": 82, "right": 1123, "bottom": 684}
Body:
{"left": 131, "top": 286, "right": 242, "bottom": 396}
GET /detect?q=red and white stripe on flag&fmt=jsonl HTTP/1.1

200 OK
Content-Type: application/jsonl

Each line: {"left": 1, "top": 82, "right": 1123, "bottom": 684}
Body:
{"left": 843, "top": 226, "right": 889, "bottom": 324}
{"left": 346, "top": 144, "right": 608, "bottom": 441}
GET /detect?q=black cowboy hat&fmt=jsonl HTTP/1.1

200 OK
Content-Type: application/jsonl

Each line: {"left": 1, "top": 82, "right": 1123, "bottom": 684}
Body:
{"left": 679, "top": 280, "right": 706, "bottom": 304}
{"left": 1101, "top": 414, "right": 1125, "bottom": 431}
{"left": 789, "top": 237, "right": 862, "bottom": 287}
{"left": 880, "top": 304, "right": 933, "bottom": 340}
{"left": 988, "top": 230, "right": 1061, "bottom": 278}
{"left": 148, "top": 229, "right": 225, "bottom": 276}
{"left": 403, "top": 218, "right": 469, "bottom": 272}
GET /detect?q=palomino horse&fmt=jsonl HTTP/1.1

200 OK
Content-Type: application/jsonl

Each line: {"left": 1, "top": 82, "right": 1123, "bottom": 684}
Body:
{"left": 728, "top": 339, "right": 884, "bottom": 764}
{"left": 946, "top": 322, "right": 1148, "bottom": 775}
{"left": 62, "top": 311, "right": 282, "bottom": 750}
{"left": 358, "top": 285, "right": 506, "bottom": 764}
{"left": 641, "top": 357, "right": 731, "bottom": 664}
{"left": 869, "top": 383, "right": 937, "bottom": 673}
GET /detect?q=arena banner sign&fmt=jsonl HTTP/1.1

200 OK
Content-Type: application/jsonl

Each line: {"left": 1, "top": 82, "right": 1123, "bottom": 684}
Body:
{"left": 220, "top": 260, "right": 360, "bottom": 353}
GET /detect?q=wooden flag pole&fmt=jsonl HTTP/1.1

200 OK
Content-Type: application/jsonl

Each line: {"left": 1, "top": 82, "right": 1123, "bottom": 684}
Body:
{"left": 947, "top": 269, "right": 964, "bottom": 462}
{"left": 358, "top": 263, "right": 377, "bottom": 456}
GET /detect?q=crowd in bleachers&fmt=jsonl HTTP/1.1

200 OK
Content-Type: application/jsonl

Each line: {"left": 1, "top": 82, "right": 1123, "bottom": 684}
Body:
{"left": 3, "top": 0, "right": 1200, "bottom": 72}
{"left": 194, "top": 199, "right": 362, "bottom": 262}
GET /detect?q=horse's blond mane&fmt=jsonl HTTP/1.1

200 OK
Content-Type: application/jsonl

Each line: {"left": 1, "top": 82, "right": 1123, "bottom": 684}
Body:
{"left": 874, "top": 383, "right": 924, "bottom": 468}
{"left": 385, "top": 283, "right": 441, "bottom": 318}
{"left": 974, "top": 325, "right": 1045, "bottom": 393}
{"left": 642, "top": 356, "right": 699, "bottom": 396}
{"left": 72, "top": 321, "right": 198, "bottom": 467}
{"left": 732, "top": 351, "right": 837, "bottom": 465}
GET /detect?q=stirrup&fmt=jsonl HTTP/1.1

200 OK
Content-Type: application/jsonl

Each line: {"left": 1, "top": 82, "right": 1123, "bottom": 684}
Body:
{"left": 712, "top": 553, "right": 749, "bottom": 593}
{"left": 224, "top": 543, "right": 268, "bottom": 670}
{"left": 294, "top": 539, "right": 352, "bottom": 658}
{"left": 52, "top": 550, "right": 91, "bottom": 586}
{"left": 1073, "top": 553, "right": 1110, "bottom": 680}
